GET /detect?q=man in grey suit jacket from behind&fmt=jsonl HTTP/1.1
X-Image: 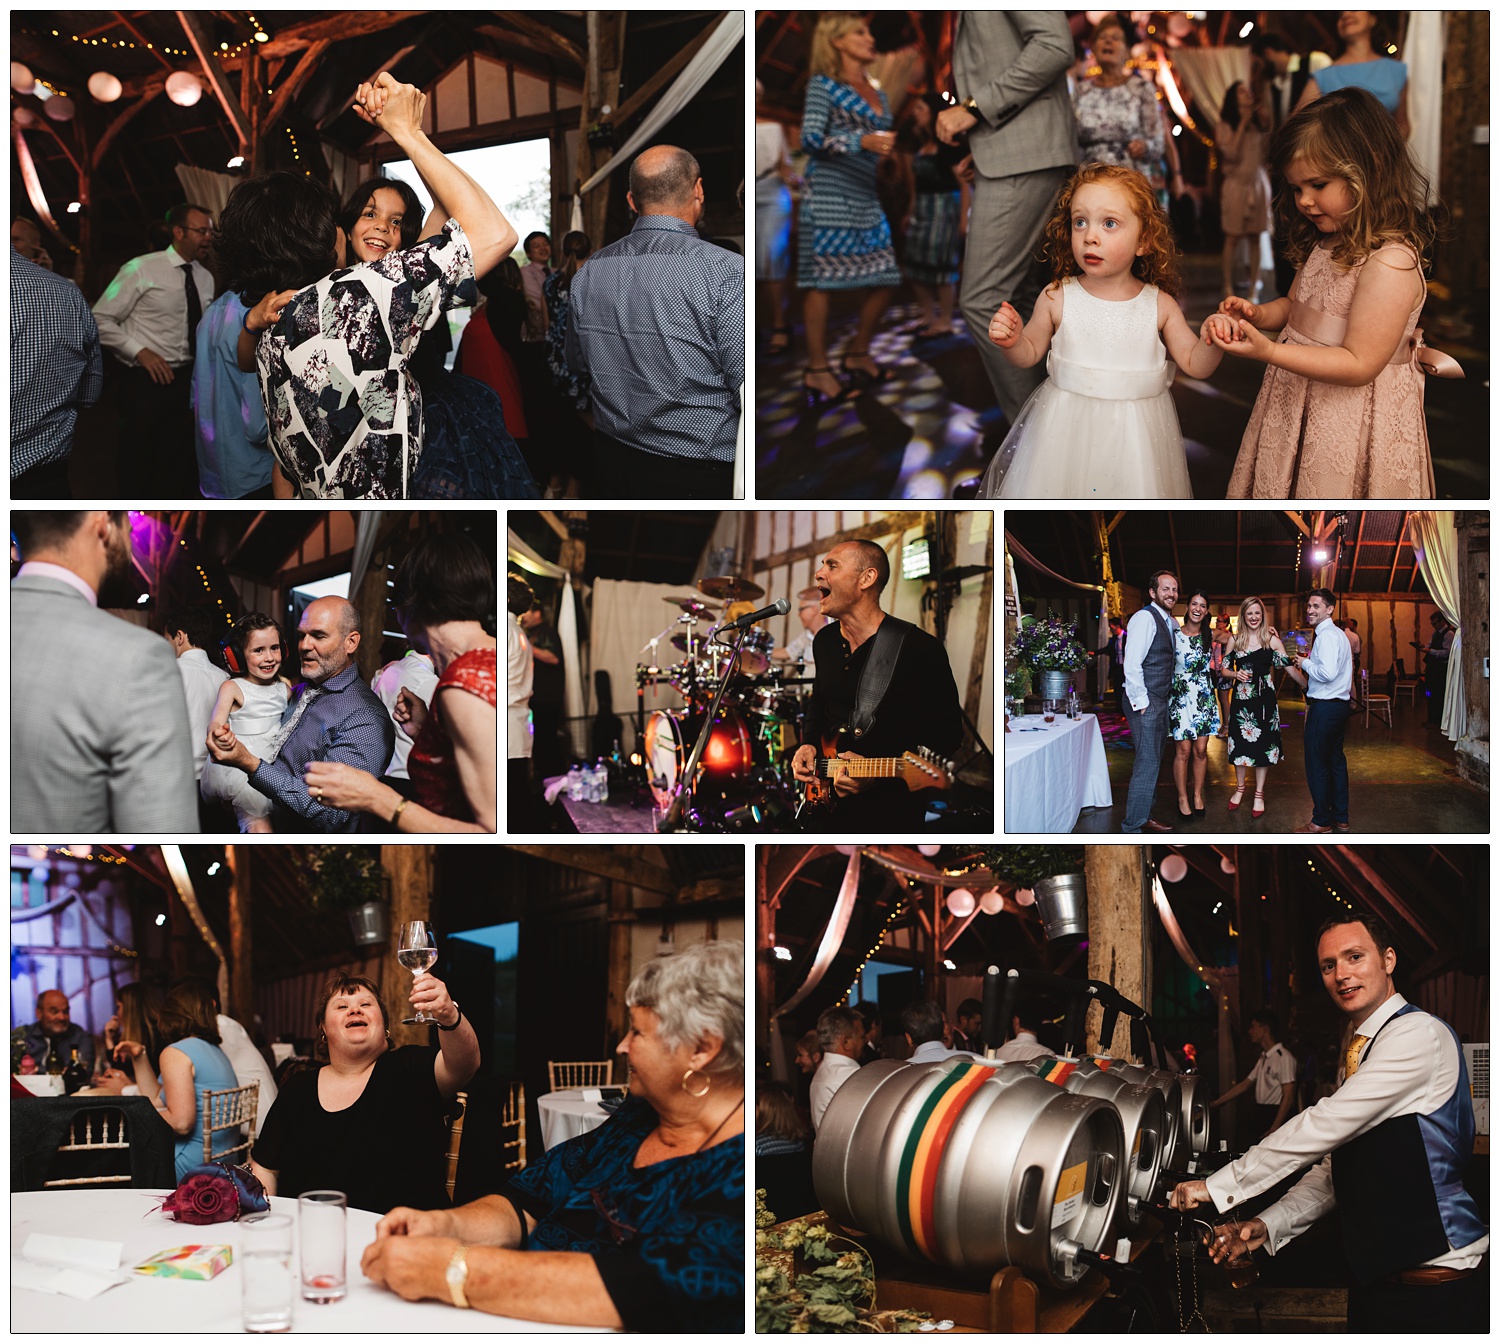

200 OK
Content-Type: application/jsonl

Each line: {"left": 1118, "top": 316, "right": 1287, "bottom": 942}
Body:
{"left": 12, "top": 511, "right": 199, "bottom": 832}
{"left": 939, "top": 12, "right": 1078, "bottom": 426}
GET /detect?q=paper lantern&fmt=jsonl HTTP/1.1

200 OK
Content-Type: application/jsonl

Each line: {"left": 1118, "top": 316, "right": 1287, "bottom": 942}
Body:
{"left": 1016, "top": 887, "right": 1035, "bottom": 906}
{"left": 917, "top": 844, "right": 942, "bottom": 857}
{"left": 1160, "top": 854, "right": 1188, "bottom": 883}
{"left": 834, "top": 844, "right": 859, "bottom": 856}
{"left": 88, "top": 71, "right": 123, "bottom": 103}
{"left": 165, "top": 70, "right": 204, "bottom": 107}
{"left": 43, "top": 95, "right": 76, "bottom": 122}
{"left": 978, "top": 889, "right": 1005, "bottom": 916}
{"left": 11, "top": 62, "right": 34, "bottom": 94}
{"left": 945, "top": 888, "right": 976, "bottom": 918}
{"left": 1220, "top": 856, "right": 1237, "bottom": 875}
{"left": 12, "top": 106, "right": 37, "bottom": 126}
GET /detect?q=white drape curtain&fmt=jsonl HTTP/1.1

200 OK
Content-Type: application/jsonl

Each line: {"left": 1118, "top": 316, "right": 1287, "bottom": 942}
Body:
{"left": 506, "top": 529, "right": 585, "bottom": 724}
{"left": 349, "top": 512, "right": 382, "bottom": 595}
{"left": 1404, "top": 12, "right": 1446, "bottom": 205}
{"left": 175, "top": 164, "right": 238, "bottom": 219}
{"left": 570, "top": 11, "right": 745, "bottom": 230}
{"left": 589, "top": 577, "right": 702, "bottom": 725}
{"left": 773, "top": 851, "right": 861, "bottom": 1019}
{"left": 1168, "top": 47, "right": 1251, "bottom": 132}
{"left": 1408, "top": 510, "right": 1464, "bottom": 740}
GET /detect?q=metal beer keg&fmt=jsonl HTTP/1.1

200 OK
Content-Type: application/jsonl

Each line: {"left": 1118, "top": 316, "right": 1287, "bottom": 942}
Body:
{"left": 813, "top": 1058, "right": 1126, "bottom": 1287}
{"left": 1048, "top": 1060, "right": 1168, "bottom": 1227}
{"left": 1111, "top": 1061, "right": 1209, "bottom": 1163}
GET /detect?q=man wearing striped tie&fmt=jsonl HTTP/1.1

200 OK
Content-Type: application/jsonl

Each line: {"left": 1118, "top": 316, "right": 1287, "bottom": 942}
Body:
{"left": 1170, "top": 911, "right": 1486, "bottom": 1331}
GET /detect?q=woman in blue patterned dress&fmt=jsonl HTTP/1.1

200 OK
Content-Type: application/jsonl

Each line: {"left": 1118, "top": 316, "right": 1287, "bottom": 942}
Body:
{"left": 1170, "top": 589, "right": 1221, "bottom": 821}
{"left": 798, "top": 14, "right": 902, "bottom": 405}
{"left": 361, "top": 940, "right": 744, "bottom": 1330}
{"left": 1223, "top": 595, "right": 1290, "bottom": 820}
{"left": 544, "top": 231, "right": 592, "bottom": 412}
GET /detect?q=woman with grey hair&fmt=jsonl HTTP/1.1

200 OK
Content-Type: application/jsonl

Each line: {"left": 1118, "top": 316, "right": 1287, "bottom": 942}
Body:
{"left": 362, "top": 940, "right": 744, "bottom": 1330}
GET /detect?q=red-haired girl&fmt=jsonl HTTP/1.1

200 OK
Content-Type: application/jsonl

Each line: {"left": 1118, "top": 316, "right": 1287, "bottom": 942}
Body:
{"left": 978, "top": 163, "right": 1225, "bottom": 499}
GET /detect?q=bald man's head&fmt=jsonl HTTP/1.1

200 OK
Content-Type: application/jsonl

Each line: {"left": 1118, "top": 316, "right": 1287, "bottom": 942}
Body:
{"left": 628, "top": 146, "right": 704, "bottom": 222}
{"left": 297, "top": 596, "right": 361, "bottom": 684}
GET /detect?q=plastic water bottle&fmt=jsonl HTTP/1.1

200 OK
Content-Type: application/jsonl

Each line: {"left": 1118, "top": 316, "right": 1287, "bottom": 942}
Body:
{"left": 566, "top": 764, "right": 583, "bottom": 801}
{"left": 596, "top": 758, "right": 610, "bottom": 804}
{"left": 588, "top": 761, "right": 602, "bottom": 803}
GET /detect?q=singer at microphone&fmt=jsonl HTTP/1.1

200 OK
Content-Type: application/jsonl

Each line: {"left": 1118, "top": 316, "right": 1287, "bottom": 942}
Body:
{"left": 730, "top": 597, "right": 790, "bottom": 628}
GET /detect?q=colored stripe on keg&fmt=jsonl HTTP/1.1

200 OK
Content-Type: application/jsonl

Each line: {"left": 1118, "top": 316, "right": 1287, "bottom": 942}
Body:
{"left": 1035, "top": 1057, "right": 1078, "bottom": 1085}
{"left": 893, "top": 1063, "right": 995, "bottom": 1261}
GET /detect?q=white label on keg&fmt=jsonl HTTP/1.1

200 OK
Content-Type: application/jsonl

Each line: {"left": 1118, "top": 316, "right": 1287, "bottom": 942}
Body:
{"left": 1052, "top": 1161, "right": 1087, "bottom": 1227}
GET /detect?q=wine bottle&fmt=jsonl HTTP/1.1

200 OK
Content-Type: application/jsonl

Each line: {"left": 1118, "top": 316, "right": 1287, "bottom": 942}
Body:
{"left": 45, "top": 1045, "right": 66, "bottom": 1076}
{"left": 62, "top": 1046, "right": 89, "bottom": 1095}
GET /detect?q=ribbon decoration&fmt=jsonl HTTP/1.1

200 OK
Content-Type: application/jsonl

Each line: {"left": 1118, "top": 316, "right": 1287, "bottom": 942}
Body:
{"left": 772, "top": 850, "right": 861, "bottom": 1020}
{"left": 1005, "top": 533, "right": 1106, "bottom": 594}
{"left": 161, "top": 846, "right": 230, "bottom": 1011}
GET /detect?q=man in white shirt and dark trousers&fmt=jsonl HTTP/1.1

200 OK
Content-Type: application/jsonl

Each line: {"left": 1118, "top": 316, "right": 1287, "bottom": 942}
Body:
{"left": 163, "top": 605, "right": 229, "bottom": 830}
{"left": 1210, "top": 1009, "right": 1299, "bottom": 1140}
{"left": 92, "top": 203, "right": 215, "bottom": 496}
{"left": 1120, "top": 569, "right": 1179, "bottom": 833}
{"left": 1172, "top": 911, "right": 1486, "bottom": 1332}
{"left": 1285, "top": 588, "right": 1353, "bottom": 833}
{"left": 808, "top": 1006, "right": 865, "bottom": 1133}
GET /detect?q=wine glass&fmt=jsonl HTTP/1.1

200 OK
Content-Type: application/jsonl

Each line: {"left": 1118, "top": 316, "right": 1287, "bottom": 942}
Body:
{"left": 397, "top": 921, "right": 438, "bottom": 1025}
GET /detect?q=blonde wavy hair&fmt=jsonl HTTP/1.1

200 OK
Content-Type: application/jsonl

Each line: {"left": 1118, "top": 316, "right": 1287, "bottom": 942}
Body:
{"left": 1232, "top": 596, "right": 1276, "bottom": 656}
{"left": 1040, "top": 162, "right": 1182, "bottom": 298}
{"left": 1271, "top": 86, "right": 1438, "bottom": 272}
{"left": 808, "top": 13, "right": 867, "bottom": 80}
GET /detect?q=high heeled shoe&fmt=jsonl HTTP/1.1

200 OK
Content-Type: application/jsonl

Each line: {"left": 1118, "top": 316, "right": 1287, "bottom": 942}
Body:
{"left": 1193, "top": 800, "right": 1206, "bottom": 817}
{"left": 1227, "top": 789, "right": 1244, "bottom": 812}
{"left": 803, "top": 367, "right": 859, "bottom": 407}
{"left": 840, "top": 350, "right": 892, "bottom": 387}
{"left": 1252, "top": 790, "right": 1266, "bottom": 818}
{"left": 1178, "top": 800, "right": 1194, "bottom": 820}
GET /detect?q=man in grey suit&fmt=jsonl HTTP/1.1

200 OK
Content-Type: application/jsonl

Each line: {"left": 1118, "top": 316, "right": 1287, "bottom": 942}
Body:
{"left": 939, "top": 12, "right": 1077, "bottom": 426}
{"left": 12, "top": 511, "right": 199, "bottom": 832}
{"left": 1120, "top": 569, "right": 1179, "bottom": 834}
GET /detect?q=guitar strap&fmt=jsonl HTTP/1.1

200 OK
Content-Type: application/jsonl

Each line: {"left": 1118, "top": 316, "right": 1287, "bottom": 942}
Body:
{"left": 846, "top": 616, "right": 912, "bottom": 742}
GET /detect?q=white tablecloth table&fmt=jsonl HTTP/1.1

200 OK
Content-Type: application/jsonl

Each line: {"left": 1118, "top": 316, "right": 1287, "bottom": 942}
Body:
{"left": 1004, "top": 713, "right": 1113, "bottom": 832}
{"left": 537, "top": 1090, "right": 613, "bottom": 1150}
{"left": 12, "top": 1189, "right": 607, "bottom": 1333}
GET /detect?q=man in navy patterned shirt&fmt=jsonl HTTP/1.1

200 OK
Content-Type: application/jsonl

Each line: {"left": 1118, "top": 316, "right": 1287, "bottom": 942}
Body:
{"left": 566, "top": 145, "right": 743, "bottom": 500}
{"left": 207, "top": 595, "right": 393, "bottom": 833}
{"left": 11, "top": 249, "right": 103, "bottom": 497}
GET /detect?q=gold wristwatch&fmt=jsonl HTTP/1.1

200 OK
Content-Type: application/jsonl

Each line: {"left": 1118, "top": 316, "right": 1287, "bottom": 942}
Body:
{"left": 445, "top": 1244, "right": 470, "bottom": 1308}
{"left": 961, "top": 96, "right": 981, "bottom": 117}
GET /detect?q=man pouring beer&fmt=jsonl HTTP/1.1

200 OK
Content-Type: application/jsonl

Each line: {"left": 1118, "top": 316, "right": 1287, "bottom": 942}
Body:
{"left": 1169, "top": 912, "right": 1486, "bottom": 1331}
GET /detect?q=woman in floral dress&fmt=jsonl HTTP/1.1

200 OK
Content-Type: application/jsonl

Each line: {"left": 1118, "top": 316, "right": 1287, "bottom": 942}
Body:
{"left": 1169, "top": 590, "right": 1220, "bottom": 820}
{"left": 1223, "top": 595, "right": 1290, "bottom": 819}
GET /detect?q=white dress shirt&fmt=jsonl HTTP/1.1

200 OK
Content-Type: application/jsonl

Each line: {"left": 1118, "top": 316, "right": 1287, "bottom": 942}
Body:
{"left": 1302, "top": 617, "right": 1353, "bottom": 701}
{"left": 371, "top": 650, "right": 439, "bottom": 778}
{"left": 215, "top": 1013, "right": 278, "bottom": 1140}
{"left": 93, "top": 246, "right": 214, "bottom": 367}
{"left": 1249, "top": 1041, "right": 1298, "bottom": 1106}
{"left": 783, "top": 626, "right": 819, "bottom": 667}
{"left": 177, "top": 647, "right": 229, "bottom": 783}
{"left": 1205, "top": 993, "right": 1487, "bottom": 1270}
{"left": 1122, "top": 603, "right": 1177, "bottom": 711}
{"left": 809, "top": 1052, "right": 862, "bottom": 1132}
{"left": 507, "top": 613, "right": 534, "bottom": 761}
{"left": 992, "top": 1029, "right": 1054, "bottom": 1063}
{"left": 907, "top": 1040, "right": 978, "bottom": 1065}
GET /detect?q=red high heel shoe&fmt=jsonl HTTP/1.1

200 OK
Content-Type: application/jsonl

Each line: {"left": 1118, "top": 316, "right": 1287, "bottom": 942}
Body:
{"left": 1252, "top": 790, "right": 1266, "bottom": 818}
{"left": 1227, "top": 789, "right": 1244, "bottom": 812}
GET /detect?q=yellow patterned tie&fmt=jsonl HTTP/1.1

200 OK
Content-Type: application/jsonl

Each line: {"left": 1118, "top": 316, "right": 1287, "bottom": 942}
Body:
{"left": 1344, "top": 1034, "right": 1370, "bottom": 1080}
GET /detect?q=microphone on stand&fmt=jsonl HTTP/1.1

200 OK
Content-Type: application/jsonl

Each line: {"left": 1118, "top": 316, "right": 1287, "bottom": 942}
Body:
{"left": 728, "top": 597, "right": 791, "bottom": 628}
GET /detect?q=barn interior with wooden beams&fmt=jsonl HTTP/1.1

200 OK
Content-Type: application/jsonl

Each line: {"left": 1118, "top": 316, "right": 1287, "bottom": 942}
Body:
{"left": 1002, "top": 510, "right": 1488, "bottom": 833}
{"left": 508, "top": 509, "right": 994, "bottom": 834}
{"left": 754, "top": 842, "right": 1487, "bottom": 1333}
{"left": 12, "top": 841, "right": 743, "bottom": 1188}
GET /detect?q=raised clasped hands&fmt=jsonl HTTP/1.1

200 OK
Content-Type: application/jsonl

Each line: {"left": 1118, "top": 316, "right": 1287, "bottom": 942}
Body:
{"left": 988, "top": 300, "right": 1022, "bottom": 349}
{"left": 354, "top": 73, "right": 426, "bottom": 140}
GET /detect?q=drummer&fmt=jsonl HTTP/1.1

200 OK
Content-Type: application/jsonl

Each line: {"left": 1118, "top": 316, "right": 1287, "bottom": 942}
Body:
{"left": 772, "top": 588, "right": 828, "bottom": 669}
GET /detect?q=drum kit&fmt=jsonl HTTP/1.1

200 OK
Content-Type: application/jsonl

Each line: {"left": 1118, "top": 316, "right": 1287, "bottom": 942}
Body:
{"left": 635, "top": 574, "right": 809, "bottom": 830}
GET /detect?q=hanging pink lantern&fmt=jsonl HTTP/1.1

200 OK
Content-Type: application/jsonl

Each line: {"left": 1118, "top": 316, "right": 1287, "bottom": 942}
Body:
{"left": 88, "top": 71, "right": 123, "bottom": 103}
{"left": 43, "top": 95, "right": 76, "bottom": 122}
{"left": 1160, "top": 854, "right": 1189, "bottom": 883}
{"left": 11, "top": 62, "right": 35, "bottom": 94}
{"left": 165, "top": 70, "right": 204, "bottom": 107}
{"left": 917, "top": 844, "right": 942, "bottom": 857}
{"left": 945, "top": 888, "right": 976, "bottom": 918}
{"left": 12, "top": 106, "right": 37, "bottom": 126}
{"left": 1016, "top": 887, "right": 1036, "bottom": 906}
{"left": 978, "top": 889, "right": 1005, "bottom": 916}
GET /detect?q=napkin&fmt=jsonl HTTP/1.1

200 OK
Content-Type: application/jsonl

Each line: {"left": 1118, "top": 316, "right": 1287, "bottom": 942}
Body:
{"left": 16, "top": 1233, "right": 129, "bottom": 1300}
{"left": 581, "top": 1088, "right": 603, "bottom": 1103}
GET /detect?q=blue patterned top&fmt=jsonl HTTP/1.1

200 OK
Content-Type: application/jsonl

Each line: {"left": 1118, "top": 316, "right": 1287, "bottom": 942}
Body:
{"left": 506, "top": 1096, "right": 743, "bottom": 1331}
{"left": 798, "top": 74, "right": 902, "bottom": 290}
{"left": 1311, "top": 59, "right": 1407, "bottom": 116}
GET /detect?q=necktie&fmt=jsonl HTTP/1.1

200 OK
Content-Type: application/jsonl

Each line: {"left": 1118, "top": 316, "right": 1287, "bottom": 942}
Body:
{"left": 181, "top": 262, "right": 202, "bottom": 357}
{"left": 1343, "top": 1033, "right": 1370, "bottom": 1080}
{"left": 264, "top": 686, "right": 324, "bottom": 763}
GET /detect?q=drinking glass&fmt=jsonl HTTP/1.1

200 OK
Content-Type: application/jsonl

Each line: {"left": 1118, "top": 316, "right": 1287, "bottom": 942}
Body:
{"left": 241, "top": 1212, "right": 294, "bottom": 1332}
{"left": 297, "top": 1191, "right": 347, "bottom": 1304}
{"left": 397, "top": 920, "right": 438, "bottom": 1025}
{"left": 1042, "top": 699, "right": 1057, "bottom": 725}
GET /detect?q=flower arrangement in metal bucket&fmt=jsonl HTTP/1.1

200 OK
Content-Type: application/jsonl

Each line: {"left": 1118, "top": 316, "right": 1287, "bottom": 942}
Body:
{"left": 1012, "top": 612, "right": 1088, "bottom": 672}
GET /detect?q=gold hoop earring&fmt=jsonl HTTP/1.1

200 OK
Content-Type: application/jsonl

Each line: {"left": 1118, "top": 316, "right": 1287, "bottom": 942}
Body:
{"left": 681, "top": 1067, "right": 711, "bottom": 1098}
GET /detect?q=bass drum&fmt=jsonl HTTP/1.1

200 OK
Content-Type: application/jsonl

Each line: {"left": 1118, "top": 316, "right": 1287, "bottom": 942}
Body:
{"left": 643, "top": 708, "right": 753, "bottom": 806}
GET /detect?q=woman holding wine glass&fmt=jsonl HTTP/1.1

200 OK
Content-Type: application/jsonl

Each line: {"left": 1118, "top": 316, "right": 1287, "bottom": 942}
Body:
{"left": 251, "top": 957, "right": 478, "bottom": 1215}
{"left": 1223, "top": 595, "right": 1290, "bottom": 819}
{"left": 1169, "top": 590, "right": 1221, "bottom": 820}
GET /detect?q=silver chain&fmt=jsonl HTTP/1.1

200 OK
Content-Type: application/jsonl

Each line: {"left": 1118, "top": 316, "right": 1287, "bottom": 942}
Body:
{"left": 1173, "top": 1225, "right": 1211, "bottom": 1333}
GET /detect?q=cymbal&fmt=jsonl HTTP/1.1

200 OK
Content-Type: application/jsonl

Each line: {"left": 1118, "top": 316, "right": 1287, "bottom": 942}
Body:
{"left": 698, "top": 575, "right": 765, "bottom": 602}
{"left": 664, "top": 595, "right": 719, "bottom": 615}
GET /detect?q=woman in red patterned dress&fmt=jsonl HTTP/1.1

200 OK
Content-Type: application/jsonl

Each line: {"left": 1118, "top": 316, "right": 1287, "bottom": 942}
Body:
{"left": 305, "top": 533, "right": 497, "bottom": 830}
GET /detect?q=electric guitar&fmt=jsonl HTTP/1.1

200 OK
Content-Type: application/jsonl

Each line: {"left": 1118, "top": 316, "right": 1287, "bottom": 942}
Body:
{"left": 796, "top": 738, "right": 954, "bottom": 815}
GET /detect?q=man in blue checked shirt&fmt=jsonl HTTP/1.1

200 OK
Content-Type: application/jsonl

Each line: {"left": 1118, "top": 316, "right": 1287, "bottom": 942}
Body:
{"left": 567, "top": 145, "right": 743, "bottom": 501}
{"left": 207, "top": 595, "right": 394, "bottom": 833}
{"left": 11, "top": 248, "right": 104, "bottom": 497}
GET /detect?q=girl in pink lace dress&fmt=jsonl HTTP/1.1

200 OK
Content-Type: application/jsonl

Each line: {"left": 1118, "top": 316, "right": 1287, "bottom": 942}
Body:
{"left": 1213, "top": 88, "right": 1456, "bottom": 498}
